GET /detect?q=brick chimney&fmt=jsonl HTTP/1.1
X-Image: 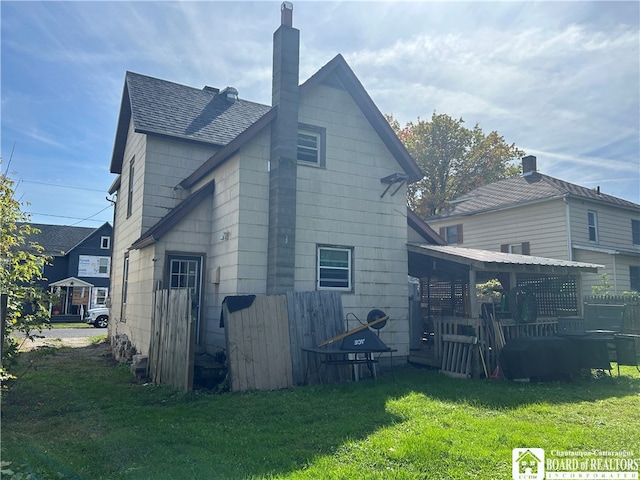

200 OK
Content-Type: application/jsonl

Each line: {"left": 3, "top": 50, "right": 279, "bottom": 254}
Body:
{"left": 267, "top": 2, "right": 299, "bottom": 295}
{"left": 522, "top": 155, "right": 537, "bottom": 176}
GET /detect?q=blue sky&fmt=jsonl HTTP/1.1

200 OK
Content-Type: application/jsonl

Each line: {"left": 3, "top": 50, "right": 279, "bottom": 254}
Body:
{"left": 1, "top": 1, "right": 638, "bottom": 227}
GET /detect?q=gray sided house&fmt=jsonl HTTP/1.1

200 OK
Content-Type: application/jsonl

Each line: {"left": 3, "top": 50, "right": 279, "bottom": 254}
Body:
{"left": 427, "top": 155, "right": 640, "bottom": 297}
{"left": 24, "top": 222, "right": 113, "bottom": 319}
{"left": 107, "top": 4, "right": 425, "bottom": 362}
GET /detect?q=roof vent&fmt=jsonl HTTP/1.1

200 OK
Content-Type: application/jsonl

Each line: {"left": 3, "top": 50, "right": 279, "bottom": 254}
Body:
{"left": 203, "top": 86, "right": 219, "bottom": 94}
{"left": 220, "top": 86, "right": 238, "bottom": 103}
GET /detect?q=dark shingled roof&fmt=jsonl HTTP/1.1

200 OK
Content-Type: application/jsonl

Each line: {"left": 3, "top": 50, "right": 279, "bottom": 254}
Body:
{"left": 110, "top": 72, "right": 272, "bottom": 174}
{"left": 431, "top": 171, "right": 640, "bottom": 219}
{"left": 22, "top": 224, "right": 97, "bottom": 256}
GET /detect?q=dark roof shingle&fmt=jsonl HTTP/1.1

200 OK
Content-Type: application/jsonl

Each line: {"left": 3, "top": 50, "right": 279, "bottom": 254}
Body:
{"left": 110, "top": 72, "right": 272, "bottom": 174}
{"left": 23, "top": 224, "right": 96, "bottom": 256}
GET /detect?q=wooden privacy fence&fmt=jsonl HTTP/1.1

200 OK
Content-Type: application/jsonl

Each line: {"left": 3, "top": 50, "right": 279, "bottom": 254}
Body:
{"left": 224, "top": 294, "right": 293, "bottom": 392}
{"left": 148, "top": 289, "right": 195, "bottom": 392}
{"left": 223, "top": 291, "right": 346, "bottom": 391}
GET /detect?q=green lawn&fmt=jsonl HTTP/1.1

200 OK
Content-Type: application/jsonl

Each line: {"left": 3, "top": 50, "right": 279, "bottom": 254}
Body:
{"left": 2, "top": 342, "right": 639, "bottom": 480}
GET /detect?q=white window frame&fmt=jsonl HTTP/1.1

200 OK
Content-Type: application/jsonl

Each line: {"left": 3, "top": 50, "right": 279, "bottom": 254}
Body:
{"left": 93, "top": 287, "right": 109, "bottom": 307}
{"left": 588, "top": 211, "right": 599, "bottom": 243}
{"left": 297, "top": 123, "right": 326, "bottom": 167}
{"left": 297, "top": 131, "right": 320, "bottom": 164}
{"left": 101, "top": 236, "right": 111, "bottom": 249}
{"left": 317, "top": 246, "right": 353, "bottom": 292}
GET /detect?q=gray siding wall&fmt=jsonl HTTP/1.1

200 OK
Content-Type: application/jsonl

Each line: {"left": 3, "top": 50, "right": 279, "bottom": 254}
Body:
{"left": 295, "top": 83, "right": 410, "bottom": 356}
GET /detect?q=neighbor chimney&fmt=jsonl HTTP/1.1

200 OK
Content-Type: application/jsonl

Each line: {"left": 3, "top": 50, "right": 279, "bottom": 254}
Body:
{"left": 522, "top": 155, "right": 537, "bottom": 176}
{"left": 267, "top": 2, "right": 300, "bottom": 295}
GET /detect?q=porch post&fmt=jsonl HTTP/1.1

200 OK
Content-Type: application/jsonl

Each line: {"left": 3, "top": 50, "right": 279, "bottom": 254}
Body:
{"left": 469, "top": 268, "right": 478, "bottom": 319}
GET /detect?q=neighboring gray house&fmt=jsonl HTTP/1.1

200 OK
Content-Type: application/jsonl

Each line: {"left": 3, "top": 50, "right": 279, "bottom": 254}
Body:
{"left": 107, "top": 4, "right": 426, "bottom": 361}
{"left": 426, "top": 155, "right": 640, "bottom": 297}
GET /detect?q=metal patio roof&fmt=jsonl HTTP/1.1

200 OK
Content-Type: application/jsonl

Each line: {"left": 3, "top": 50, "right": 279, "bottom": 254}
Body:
{"left": 408, "top": 243, "right": 603, "bottom": 274}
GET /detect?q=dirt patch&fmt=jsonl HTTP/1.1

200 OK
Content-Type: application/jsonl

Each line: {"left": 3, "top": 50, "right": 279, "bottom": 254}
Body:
{"left": 18, "top": 336, "right": 97, "bottom": 352}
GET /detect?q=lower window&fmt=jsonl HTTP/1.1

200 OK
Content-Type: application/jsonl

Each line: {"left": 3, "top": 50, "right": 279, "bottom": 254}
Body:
{"left": 317, "top": 245, "right": 353, "bottom": 291}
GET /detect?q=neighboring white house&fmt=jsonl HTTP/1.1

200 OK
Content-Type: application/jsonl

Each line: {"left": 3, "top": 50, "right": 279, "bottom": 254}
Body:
{"left": 106, "top": 3, "right": 426, "bottom": 362}
{"left": 426, "top": 155, "right": 640, "bottom": 297}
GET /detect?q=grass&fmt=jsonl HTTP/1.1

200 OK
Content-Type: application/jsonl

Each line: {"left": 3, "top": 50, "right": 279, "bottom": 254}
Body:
{"left": 2, "top": 342, "right": 639, "bottom": 480}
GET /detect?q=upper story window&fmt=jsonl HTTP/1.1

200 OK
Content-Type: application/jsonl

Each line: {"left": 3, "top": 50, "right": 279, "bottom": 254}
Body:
{"left": 101, "top": 236, "right": 111, "bottom": 250}
{"left": 501, "top": 242, "right": 531, "bottom": 255}
{"left": 630, "top": 266, "right": 640, "bottom": 292}
{"left": 587, "top": 211, "right": 598, "bottom": 243}
{"left": 297, "top": 124, "right": 326, "bottom": 167}
{"left": 440, "top": 224, "right": 463, "bottom": 245}
{"left": 632, "top": 219, "right": 640, "bottom": 245}
{"left": 126, "top": 157, "right": 135, "bottom": 218}
{"left": 317, "top": 245, "right": 353, "bottom": 291}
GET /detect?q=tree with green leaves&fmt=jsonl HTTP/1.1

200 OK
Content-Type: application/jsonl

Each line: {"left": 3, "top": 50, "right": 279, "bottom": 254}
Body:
{"left": 1, "top": 165, "right": 51, "bottom": 384}
{"left": 388, "top": 113, "right": 524, "bottom": 217}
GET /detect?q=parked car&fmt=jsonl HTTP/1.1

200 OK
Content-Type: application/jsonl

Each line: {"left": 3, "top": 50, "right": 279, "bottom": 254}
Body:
{"left": 86, "top": 306, "right": 109, "bottom": 328}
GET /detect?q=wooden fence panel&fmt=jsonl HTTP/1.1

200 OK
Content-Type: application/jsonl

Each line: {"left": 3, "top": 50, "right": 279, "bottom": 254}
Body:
{"left": 287, "top": 291, "right": 346, "bottom": 385}
{"left": 225, "top": 295, "right": 293, "bottom": 392}
{"left": 148, "top": 289, "right": 194, "bottom": 392}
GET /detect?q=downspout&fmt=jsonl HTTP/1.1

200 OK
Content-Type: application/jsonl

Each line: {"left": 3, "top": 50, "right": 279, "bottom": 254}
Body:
{"left": 563, "top": 195, "right": 573, "bottom": 261}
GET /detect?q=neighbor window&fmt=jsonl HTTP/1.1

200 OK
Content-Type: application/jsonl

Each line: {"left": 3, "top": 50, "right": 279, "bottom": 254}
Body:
{"left": 317, "top": 246, "right": 352, "bottom": 291}
{"left": 94, "top": 287, "right": 108, "bottom": 306}
{"left": 632, "top": 219, "right": 640, "bottom": 245}
{"left": 297, "top": 124, "right": 326, "bottom": 167}
{"left": 501, "top": 242, "right": 530, "bottom": 255}
{"left": 98, "top": 257, "right": 110, "bottom": 275}
{"left": 440, "top": 224, "right": 463, "bottom": 245}
{"left": 588, "top": 211, "right": 598, "bottom": 243}
{"left": 126, "top": 157, "right": 135, "bottom": 218}
{"left": 101, "top": 236, "right": 111, "bottom": 249}
{"left": 631, "top": 266, "right": 640, "bottom": 292}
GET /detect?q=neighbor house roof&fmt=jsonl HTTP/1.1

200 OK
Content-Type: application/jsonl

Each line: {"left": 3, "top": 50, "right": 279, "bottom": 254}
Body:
{"left": 23, "top": 223, "right": 100, "bottom": 256}
{"left": 430, "top": 171, "right": 640, "bottom": 220}
{"left": 110, "top": 72, "right": 272, "bottom": 174}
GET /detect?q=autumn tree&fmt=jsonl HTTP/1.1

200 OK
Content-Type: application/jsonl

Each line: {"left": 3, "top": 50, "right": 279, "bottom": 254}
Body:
{"left": 388, "top": 113, "right": 523, "bottom": 217}
{"left": 1, "top": 165, "right": 51, "bottom": 384}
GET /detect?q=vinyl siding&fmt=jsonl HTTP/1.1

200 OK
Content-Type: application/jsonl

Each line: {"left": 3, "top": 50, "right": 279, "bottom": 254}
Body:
{"left": 429, "top": 198, "right": 570, "bottom": 260}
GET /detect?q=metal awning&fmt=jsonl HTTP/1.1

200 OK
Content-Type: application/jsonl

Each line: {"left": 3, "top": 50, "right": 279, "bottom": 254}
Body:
{"left": 408, "top": 243, "right": 603, "bottom": 276}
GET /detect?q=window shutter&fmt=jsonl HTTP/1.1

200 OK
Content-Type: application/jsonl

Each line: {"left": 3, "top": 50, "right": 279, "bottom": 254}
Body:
{"left": 500, "top": 244, "right": 509, "bottom": 253}
{"left": 522, "top": 242, "right": 530, "bottom": 255}
{"left": 456, "top": 224, "right": 463, "bottom": 244}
